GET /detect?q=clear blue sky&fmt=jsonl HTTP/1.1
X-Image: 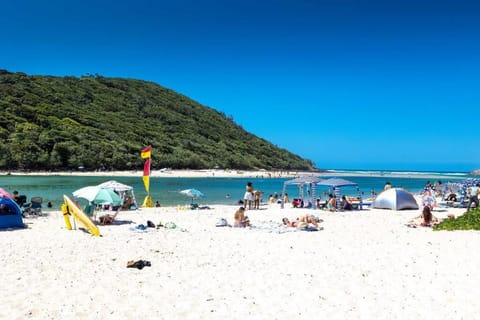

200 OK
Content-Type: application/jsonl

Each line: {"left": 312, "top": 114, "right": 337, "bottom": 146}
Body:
{"left": 2, "top": 0, "right": 479, "bottom": 172}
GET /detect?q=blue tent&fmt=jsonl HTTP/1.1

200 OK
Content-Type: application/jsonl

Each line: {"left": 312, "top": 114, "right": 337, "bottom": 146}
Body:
{"left": 0, "top": 197, "right": 25, "bottom": 229}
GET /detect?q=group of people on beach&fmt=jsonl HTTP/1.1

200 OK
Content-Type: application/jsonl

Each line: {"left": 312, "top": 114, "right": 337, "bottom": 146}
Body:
{"left": 242, "top": 181, "right": 264, "bottom": 210}
{"left": 231, "top": 205, "right": 322, "bottom": 231}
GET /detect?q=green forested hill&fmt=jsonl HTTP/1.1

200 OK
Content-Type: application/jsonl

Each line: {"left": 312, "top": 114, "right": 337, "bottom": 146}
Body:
{"left": 0, "top": 70, "right": 315, "bottom": 171}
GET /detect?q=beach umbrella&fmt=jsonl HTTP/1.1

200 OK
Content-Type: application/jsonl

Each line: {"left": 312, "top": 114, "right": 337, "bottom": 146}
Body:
{"left": 180, "top": 188, "right": 205, "bottom": 203}
{"left": 73, "top": 186, "right": 122, "bottom": 205}
{"left": 0, "top": 187, "right": 12, "bottom": 199}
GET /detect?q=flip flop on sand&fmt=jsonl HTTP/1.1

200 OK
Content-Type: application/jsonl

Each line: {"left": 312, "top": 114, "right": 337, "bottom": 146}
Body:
{"left": 126, "top": 260, "right": 151, "bottom": 270}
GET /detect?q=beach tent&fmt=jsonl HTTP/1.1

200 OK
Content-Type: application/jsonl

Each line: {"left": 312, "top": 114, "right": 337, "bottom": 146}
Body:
{"left": 371, "top": 188, "right": 419, "bottom": 210}
{"left": 97, "top": 180, "right": 137, "bottom": 209}
{"left": 0, "top": 197, "right": 25, "bottom": 229}
{"left": 281, "top": 176, "right": 322, "bottom": 209}
{"left": 317, "top": 178, "right": 360, "bottom": 209}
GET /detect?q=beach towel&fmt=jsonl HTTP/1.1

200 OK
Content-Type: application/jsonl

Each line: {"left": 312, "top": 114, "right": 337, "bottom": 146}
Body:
{"left": 249, "top": 221, "right": 299, "bottom": 234}
{"left": 130, "top": 224, "right": 148, "bottom": 232}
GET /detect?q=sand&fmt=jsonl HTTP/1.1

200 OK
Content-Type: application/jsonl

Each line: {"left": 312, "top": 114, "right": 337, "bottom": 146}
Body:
{"left": 2, "top": 168, "right": 460, "bottom": 180}
{"left": 1, "top": 201, "right": 479, "bottom": 319}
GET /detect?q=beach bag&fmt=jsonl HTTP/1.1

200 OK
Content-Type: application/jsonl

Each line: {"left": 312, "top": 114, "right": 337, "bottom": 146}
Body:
{"left": 165, "top": 222, "right": 177, "bottom": 229}
{"left": 215, "top": 218, "right": 228, "bottom": 227}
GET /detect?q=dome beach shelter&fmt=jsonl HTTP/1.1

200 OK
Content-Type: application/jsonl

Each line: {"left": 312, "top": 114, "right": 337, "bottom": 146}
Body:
{"left": 371, "top": 188, "right": 419, "bottom": 210}
{"left": 281, "top": 176, "right": 323, "bottom": 209}
{"left": 0, "top": 197, "right": 25, "bottom": 229}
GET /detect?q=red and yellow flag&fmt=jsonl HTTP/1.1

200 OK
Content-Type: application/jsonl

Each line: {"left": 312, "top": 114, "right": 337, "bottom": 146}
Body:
{"left": 141, "top": 145, "right": 152, "bottom": 159}
{"left": 143, "top": 158, "right": 151, "bottom": 193}
{"left": 141, "top": 146, "right": 153, "bottom": 208}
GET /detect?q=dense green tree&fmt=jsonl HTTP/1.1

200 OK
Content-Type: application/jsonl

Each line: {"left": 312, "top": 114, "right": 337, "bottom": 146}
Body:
{"left": 0, "top": 70, "right": 316, "bottom": 172}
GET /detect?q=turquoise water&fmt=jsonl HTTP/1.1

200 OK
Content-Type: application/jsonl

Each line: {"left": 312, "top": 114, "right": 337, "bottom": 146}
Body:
{"left": 0, "top": 170, "right": 472, "bottom": 209}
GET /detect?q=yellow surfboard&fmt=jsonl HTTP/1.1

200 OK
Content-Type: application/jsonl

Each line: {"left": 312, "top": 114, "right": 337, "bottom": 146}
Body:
{"left": 63, "top": 195, "right": 101, "bottom": 237}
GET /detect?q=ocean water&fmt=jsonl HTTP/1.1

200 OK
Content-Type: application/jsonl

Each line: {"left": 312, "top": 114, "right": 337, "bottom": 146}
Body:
{"left": 0, "top": 170, "right": 472, "bottom": 210}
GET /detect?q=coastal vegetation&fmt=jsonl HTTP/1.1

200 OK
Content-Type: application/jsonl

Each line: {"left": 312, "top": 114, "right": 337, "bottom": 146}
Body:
{"left": 433, "top": 207, "right": 480, "bottom": 231}
{"left": 0, "top": 70, "right": 315, "bottom": 172}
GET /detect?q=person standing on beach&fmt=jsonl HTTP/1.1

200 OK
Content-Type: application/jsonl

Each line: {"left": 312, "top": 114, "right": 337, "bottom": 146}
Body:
{"left": 253, "top": 190, "right": 262, "bottom": 209}
{"left": 384, "top": 182, "right": 392, "bottom": 190}
{"left": 244, "top": 182, "right": 254, "bottom": 210}
{"left": 467, "top": 183, "right": 479, "bottom": 211}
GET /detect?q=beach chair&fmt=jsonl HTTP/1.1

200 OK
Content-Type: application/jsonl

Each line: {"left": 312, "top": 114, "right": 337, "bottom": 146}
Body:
{"left": 98, "top": 208, "right": 121, "bottom": 225}
{"left": 23, "top": 197, "right": 43, "bottom": 216}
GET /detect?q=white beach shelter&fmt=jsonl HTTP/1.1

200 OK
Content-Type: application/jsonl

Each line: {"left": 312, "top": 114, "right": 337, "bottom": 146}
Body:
{"left": 281, "top": 176, "right": 323, "bottom": 209}
{"left": 372, "top": 188, "right": 419, "bottom": 210}
{"left": 97, "top": 180, "right": 137, "bottom": 208}
{"left": 98, "top": 180, "right": 132, "bottom": 192}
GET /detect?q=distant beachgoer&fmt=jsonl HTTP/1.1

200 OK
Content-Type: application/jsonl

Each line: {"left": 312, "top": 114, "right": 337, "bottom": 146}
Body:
{"left": 283, "top": 215, "right": 320, "bottom": 230}
{"left": 445, "top": 189, "right": 457, "bottom": 202}
{"left": 407, "top": 206, "right": 439, "bottom": 227}
{"left": 326, "top": 194, "right": 336, "bottom": 212}
{"left": 283, "top": 193, "right": 289, "bottom": 204}
{"left": 0, "top": 204, "right": 10, "bottom": 214}
{"left": 233, "top": 207, "right": 250, "bottom": 227}
{"left": 13, "top": 190, "right": 19, "bottom": 202}
{"left": 155, "top": 201, "right": 161, "bottom": 208}
{"left": 268, "top": 194, "right": 275, "bottom": 204}
{"left": 253, "top": 190, "right": 263, "bottom": 209}
{"left": 384, "top": 182, "right": 392, "bottom": 191}
{"left": 282, "top": 217, "right": 298, "bottom": 228}
{"left": 298, "top": 214, "right": 319, "bottom": 227}
{"left": 243, "top": 182, "right": 254, "bottom": 210}
{"left": 47, "top": 201, "right": 53, "bottom": 208}
{"left": 341, "top": 196, "right": 352, "bottom": 211}
{"left": 467, "top": 183, "right": 480, "bottom": 211}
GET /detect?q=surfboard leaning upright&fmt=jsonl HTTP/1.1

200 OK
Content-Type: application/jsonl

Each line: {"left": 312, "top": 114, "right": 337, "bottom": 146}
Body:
{"left": 63, "top": 195, "right": 101, "bottom": 237}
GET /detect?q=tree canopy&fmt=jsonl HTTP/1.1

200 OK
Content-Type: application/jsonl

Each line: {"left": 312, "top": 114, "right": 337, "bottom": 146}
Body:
{"left": 0, "top": 70, "right": 316, "bottom": 172}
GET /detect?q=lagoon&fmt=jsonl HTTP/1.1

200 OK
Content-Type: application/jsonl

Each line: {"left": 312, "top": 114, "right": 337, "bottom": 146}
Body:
{"left": 0, "top": 170, "right": 471, "bottom": 209}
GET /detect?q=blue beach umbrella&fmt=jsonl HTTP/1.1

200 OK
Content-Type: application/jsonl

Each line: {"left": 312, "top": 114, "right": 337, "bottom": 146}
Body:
{"left": 180, "top": 188, "right": 205, "bottom": 203}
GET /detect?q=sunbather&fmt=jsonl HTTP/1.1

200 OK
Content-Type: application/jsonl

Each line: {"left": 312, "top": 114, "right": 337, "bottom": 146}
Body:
{"left": 340, "top": 195, "right": 352, "bottom": 211}
{"left": 298, "top": 214, "right": 319, "bottom": 226}
{"left": 407, "top": 206, "right": 439, "bottom": 227}
{"left": 99, "top": 207, "right": 121, "bottom": 225}
{"left": 282, "top": 217, "right": 298, "bottom": 227}
{"left": 445, "top": 189, "right": 457, "bottom": 202}
{"left": 282, "top": 215, "right": 320, "bottom": 228}
{"left": 233, "top": 207, "right": 250, "bottom": 227}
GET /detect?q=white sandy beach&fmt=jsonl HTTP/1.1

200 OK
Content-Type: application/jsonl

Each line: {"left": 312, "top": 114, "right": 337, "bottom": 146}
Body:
{"left": 1, "top": 201, "right": 479, "bottom": 319}
{"left": 2, "top": 168, "right": 465, "bottom": 180}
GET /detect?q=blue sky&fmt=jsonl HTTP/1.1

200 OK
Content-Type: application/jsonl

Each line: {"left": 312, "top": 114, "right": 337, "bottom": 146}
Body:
{"left": 2, "top": 0, "right": 479, "bottom": 172}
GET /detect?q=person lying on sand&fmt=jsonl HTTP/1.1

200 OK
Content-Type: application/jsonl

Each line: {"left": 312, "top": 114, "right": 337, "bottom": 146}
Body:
{"left": 406, "top": 206, "right": 439, "bottom": 228}
{"left": 298, "top": 214, "right": 320, "bottom": 227}
{"left": 282, "top": 217, "right": 298, "bottom": 228}
{"left": 282, "top": 215, "right": 322, "bottom": 228}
